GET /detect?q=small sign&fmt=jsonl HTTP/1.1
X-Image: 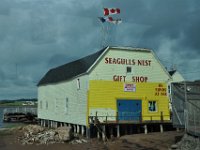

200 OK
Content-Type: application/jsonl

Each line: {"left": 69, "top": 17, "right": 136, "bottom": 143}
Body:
{"left": 155, "top": 84, "right": 167, "bottom": 96}
{"left": 124, "top": 83, "right": 136, "bottom": 92}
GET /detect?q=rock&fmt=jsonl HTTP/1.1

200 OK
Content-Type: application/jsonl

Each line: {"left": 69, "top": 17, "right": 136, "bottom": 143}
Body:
{"left": 171, "top": 144, "right": 178, "bottom": 149}
{"left": 81, "top": 139, "right": 87, "bottom": 143}
{"left": 23, "top": 125, "right": 44, "bottom": 135}
{"left": 55, "top": 126, "right": 72, "bottom": 142}
{"left": 76, "top": 139, "right": 82, "bottom": 144}
{"left": 176, "top": 134, "right": 200, "bottom": 150}
{"left": 19, "top": 125, "right": 76, "bottom": 145}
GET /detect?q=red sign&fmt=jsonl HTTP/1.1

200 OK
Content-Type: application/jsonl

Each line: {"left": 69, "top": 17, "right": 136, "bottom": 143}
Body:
{"left": 113, "top": 75, "right": 148, "bottom": 82}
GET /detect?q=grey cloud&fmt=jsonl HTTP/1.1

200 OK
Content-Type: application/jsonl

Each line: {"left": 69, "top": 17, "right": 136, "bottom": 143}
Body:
{"left": 0, "top": 0, "right": 200, "bottom": 99}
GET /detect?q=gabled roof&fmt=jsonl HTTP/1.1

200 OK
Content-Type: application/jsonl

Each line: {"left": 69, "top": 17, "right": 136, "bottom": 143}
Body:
{"left": 37, "top": 47, "right": 107, "bottom": 86}
{"left": 38, "top": 46, "right": 171, "bottom": 86}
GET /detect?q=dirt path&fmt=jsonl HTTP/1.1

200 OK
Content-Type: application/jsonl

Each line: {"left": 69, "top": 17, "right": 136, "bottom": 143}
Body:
{"left": 0, "top": 129, "right": 184, "bottom": 150}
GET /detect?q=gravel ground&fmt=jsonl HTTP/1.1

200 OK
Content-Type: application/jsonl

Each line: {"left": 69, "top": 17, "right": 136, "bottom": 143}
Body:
{"left": 0, "top": 127, "right": 185, "bottom": 150}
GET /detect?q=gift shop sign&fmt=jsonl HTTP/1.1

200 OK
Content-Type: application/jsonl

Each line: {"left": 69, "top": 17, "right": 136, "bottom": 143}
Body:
{"left": 105, "top": 57, "right": 151, "bottom": 82}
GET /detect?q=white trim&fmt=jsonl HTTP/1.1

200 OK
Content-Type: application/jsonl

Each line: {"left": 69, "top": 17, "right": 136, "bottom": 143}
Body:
{"left": 110, "top": 46, "right": 151, "bottom": 52}
{"left": 87, "top": 46, "right": 110, "bottom": 73}
{"left": 150, "top": 50, "right": 172, "bottom": 81}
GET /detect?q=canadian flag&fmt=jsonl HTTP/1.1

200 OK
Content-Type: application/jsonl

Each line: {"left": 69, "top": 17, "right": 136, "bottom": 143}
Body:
{"left": 98, "top": 17, "right": 122, "bottom": 24}
{"left": 104, "top": 8, "right": 120, "bottom": 16}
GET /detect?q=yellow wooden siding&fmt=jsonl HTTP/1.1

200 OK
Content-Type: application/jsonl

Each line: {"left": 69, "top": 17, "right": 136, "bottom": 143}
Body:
{"left": 88, "top": 80, "right": 170, "bottom": 122}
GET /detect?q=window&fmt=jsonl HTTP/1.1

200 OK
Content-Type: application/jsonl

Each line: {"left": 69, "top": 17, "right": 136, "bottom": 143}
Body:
{"left": 46, "top": 101, "right": 48, "bottom": 110}
{"left": 127, "top": 66, "right": 132, "bottom": 73}
{"left": 65, "top": 98, "right": 69, "bottom": 114}
{"left": 148, "top": 101, "right": 157, "bottom": 112}
{"left": 77, "top": 78, "right": 80, "bottom": 90}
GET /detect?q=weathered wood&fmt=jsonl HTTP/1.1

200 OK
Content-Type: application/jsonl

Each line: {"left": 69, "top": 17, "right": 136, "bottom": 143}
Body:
{"left": 3, "top": 112, "right": 37, "bottom": 123}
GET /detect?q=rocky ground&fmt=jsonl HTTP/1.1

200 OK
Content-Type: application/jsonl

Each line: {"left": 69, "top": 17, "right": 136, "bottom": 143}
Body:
{"left": 175, "top": 134, "right": 200, "bottom": 150}
{"left": 0, "top": 125, "right": 187, "bottom": 150}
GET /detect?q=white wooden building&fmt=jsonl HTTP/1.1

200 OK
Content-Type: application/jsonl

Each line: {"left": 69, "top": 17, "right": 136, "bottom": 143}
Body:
{"left": 37, "top": 46, "right": 172, "bottom": 137}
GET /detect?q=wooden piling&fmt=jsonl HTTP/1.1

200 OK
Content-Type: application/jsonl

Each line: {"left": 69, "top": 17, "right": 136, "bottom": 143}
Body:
{"left": 144, "top": 125, "right": 148, "bottom": 134}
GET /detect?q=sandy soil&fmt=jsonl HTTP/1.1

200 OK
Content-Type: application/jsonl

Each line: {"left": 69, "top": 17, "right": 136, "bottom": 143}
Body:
{"left": 0, "top": 129, "right": 184, "bottom": 150}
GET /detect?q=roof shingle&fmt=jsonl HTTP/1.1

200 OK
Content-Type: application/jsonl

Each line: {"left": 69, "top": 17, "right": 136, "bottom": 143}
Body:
{"left": 37, "top": 47, "right": 106, "bottom": 86}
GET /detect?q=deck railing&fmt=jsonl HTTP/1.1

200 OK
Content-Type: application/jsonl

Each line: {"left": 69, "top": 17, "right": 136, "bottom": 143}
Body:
{"left": 88, "top": 113, "right": 171, "bottom": 124}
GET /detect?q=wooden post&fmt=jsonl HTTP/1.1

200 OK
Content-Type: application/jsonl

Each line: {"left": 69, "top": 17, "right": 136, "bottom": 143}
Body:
{"left": 97, "top": 130, "right": 100, "bottom": 139}
{"left": 40, "top": 119, "right": 43, "bottom": 126}
{"left": 86, "top": 127, "right": 91, "bottom": 139}
{"left": 74, "top": 125, "right": 77, "bottom": 133}
{"left": 110, "top": 127, "right": 114, "bottom": 139}
{"left": 77, "top": 125, "right": 80, "bottom": 134}
{"left": 102, "top": 125, "right": 106, "bottom": 141}
{"left": 51, "top": 120, "right": 53, "bottom": 128}
{"left": 69, "top": 124, "right": 73, "bottom": 132}
{"left": 43, "top": 120, "right": 45, "bottom": 127}
{"left": 117, "top": 125, "right": 120, "bottom": 137}
{"left": 125, "top": 125, "right": 128, "bottom": 135}
{"left": 144, "top": 125, "right": 148, "bottom": 134}
{"left": 81, "top": 126, "right": 85, "bottom": 136}
{"left": 130, "top": 125, "right": 133, "bottom": 134}
{"left": 160, "top": 124, "right": 163, "bottom": 133}
{"left": 161, "top": 111, "right": 163, "bottom": 122}
{"left": 95, "top": 111, "right": 97, "bottom": 121}
{"left": 137, "top": 126, "right": 141, "bottom": 133}
{"left": 48, "top": 120, "right": 50, "bottom": 128}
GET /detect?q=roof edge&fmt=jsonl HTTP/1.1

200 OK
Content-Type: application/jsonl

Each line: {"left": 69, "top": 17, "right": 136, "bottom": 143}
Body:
{"left": 86, "top": 46, "right": 109, "bottom": 73}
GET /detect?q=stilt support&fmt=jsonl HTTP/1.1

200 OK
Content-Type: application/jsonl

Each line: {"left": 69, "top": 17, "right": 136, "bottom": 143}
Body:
{"left": 144, "top": 125, "right": 148, "bottom": 134}
{"left": 102, "top": 125, "right": 106, "bottom": 141}
{"left": 160, "top": 124, "right": 163, "bottom": 133}
{"left": 117, "top": 125, "right": 120, "bottom": 137}
{"left": 81, "top": 126, "right": 85, "bottom": 136}
{"left": 86, "top": 127, "right": 90, "bottom": 139}
{"left": 77, "top": 125, "right": 80, "bottom": 134}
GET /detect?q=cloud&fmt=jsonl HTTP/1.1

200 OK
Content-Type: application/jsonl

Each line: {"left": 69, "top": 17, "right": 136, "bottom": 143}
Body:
{"left": 0, "top": 0, "right": 200, "bottom": 99}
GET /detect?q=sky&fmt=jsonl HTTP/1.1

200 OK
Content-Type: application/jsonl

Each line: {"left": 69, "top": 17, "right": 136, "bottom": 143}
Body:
{"left": 0, "top": 0, "right": 200, "bottom": 100}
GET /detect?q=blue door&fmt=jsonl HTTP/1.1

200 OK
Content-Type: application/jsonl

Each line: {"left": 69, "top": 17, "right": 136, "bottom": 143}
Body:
{"left": 117, "top": 100, "right": 142, "bottom": 121}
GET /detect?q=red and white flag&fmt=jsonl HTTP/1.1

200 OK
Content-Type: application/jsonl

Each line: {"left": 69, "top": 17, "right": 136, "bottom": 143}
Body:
{"left": 104, "top": 8, "right": 120, "bottom": 16}
{"left": 98, "top": 16, "right": 122, "bottom": 24}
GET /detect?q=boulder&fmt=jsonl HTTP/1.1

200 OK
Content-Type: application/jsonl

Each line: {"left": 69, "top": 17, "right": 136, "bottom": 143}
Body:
{"left": 23, "top": 125, "right": 44, "bottom": 135}
{"left": 55, "top": 126, "right": 73, "bottom": 142}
